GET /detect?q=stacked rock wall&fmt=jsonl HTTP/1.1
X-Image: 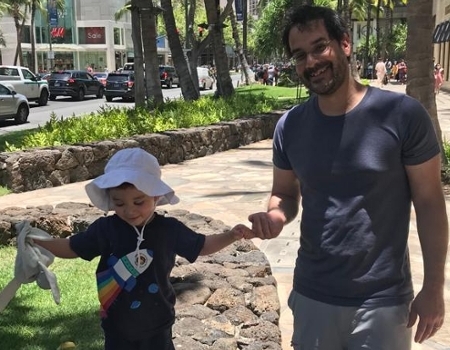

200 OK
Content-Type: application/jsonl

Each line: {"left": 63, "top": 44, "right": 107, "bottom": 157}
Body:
{"left": 0, "top": 113, "right": 282, "bottom": 193}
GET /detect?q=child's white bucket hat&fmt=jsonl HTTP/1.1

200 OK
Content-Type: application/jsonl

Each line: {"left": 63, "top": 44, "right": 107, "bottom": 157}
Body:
{"left": 85, "top": 148, "right": 179, "bottom": 211}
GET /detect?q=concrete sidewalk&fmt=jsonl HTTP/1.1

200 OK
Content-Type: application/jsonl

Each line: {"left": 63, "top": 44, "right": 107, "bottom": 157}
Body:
{"left": 0, "top": 82, "right": 449, "bottom": 349}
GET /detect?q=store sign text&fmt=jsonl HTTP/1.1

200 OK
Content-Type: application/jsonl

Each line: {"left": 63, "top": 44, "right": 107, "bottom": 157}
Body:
{"left": 85, "top": 27, "right": 105, "bottom": 44}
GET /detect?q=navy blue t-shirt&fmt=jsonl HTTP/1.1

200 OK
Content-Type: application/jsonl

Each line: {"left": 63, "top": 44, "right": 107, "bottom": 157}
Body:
{"left": 69, "top": 213, "right": 205, "bottom": 340}
{"left": 273, "top": 87, "right": 440, "bottom": 307}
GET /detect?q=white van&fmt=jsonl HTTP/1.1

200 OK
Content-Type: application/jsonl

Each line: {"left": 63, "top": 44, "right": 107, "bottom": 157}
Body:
{"left": 123, "top": 62, "right": 145, "bottom": 72}
{"left": 197, "top": 67, "right": 214, "bottom": 90}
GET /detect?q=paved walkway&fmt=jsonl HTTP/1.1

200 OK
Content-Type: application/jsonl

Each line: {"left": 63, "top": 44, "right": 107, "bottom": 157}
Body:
{"left": 0, "top": 82, "right": 449, "bottom": 349}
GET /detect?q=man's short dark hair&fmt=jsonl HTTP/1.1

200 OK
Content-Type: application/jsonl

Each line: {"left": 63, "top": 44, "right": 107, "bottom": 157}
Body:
{"left": 281, "top": 5, "right": 349, "bottom": 58}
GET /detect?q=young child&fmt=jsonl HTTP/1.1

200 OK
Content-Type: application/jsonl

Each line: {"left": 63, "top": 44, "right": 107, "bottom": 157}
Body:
{"left": 34, "top": 148, "right": 252, "bottom": 350}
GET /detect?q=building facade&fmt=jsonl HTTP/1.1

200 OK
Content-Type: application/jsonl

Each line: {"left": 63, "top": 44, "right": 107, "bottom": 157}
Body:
{"left": 0, "top": 0, "right": 170, "bottom": 73}
{"left": 433, "top": 0, "right": 450, "bottom": 81}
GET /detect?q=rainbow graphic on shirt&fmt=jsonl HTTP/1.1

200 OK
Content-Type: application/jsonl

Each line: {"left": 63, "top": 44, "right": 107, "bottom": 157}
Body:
{"left": 96, "top": 249, "right": 153, "bottom": 317}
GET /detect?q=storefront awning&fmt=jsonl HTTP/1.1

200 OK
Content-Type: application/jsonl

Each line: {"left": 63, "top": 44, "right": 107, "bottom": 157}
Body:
{"left": 36, "top": 44, "right": 87, "bottom": 52}
{"left": 433, "top": 21, "right": 450, "bottom": 43}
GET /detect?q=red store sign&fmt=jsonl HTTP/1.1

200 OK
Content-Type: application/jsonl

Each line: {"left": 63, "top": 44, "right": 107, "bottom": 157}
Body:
{"left": 85, "top": 27, "right": 105, "bottom": 44}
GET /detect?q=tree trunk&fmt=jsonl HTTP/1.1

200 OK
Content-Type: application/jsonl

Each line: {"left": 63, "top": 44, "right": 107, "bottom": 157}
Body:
{"left": 30, "top": 2, "right": 37, "bottom": 73}
{"left": 130, "top": 0, "right": 146, "bottom": 107}
{"left": 138, "top": 2, "right": 164, "bottom": 106}
{"left": 13, "top": 5, "right": 25, "bottom": 66}
{"left": 406, "top": 0, "right": 444, "bottom": 163}
{"left": 229, "top": 7, "right": 253, "bottom": 85}
{"left": 204, "top": 0, "right": 234, "bottom": 97}
{"left": 375, "top": 0, "right": 381, "bottom": 59}
{"left": 364, "top": 0, "right": 372, "bottom": 71}
{"left": 382, "top": 5, "right": 391, "bottom": 59}
{"left": 160, "top": 0, "right": 199, "bottom": 101}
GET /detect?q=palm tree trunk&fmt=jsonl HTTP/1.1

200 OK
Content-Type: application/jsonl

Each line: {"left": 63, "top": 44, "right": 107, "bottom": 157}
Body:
{"left": 160, "top": 0, "right": 199, "bottom": 101}
{"left": 229, "top": 7, "right": 253, "bottom": 85}
{"left": 13, "top": 4, "right": 24, "bottom": 66}
{"left": 364, "top": 0, "right": 372, "bottom": 71}
{"left": 381, "top": 5, "right": 391, "bottom": 59}
{"left": 138, "top": 2, "right": 164, "bottom": 106}
{"left": 406, "top": 0, "right": 444, "bottom": 162}
{"left": 204, "top": 0, "right": 234, "bottom": 97}
{"left": 30, "top": 2, "right": 37, "bottom": 73}
{"left": 130, "top": 0, "right": 146, "bottom": 107}
{"left": 375, "top": 0, "right": 381, "bottom": 59}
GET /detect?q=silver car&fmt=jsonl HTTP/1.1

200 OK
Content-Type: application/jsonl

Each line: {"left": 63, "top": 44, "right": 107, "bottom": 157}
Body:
{"left": 0, "top": 83, "right": 29, "bottom": 123}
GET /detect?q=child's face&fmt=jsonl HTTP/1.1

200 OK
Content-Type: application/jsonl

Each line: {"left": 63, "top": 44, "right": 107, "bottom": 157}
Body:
{"left": 109, "top": 185, "right": 158, "bottom": 227}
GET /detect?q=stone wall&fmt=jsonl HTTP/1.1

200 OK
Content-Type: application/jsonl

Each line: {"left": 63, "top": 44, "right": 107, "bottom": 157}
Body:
{"left": 0, "top": 204, "right": 282, "bottom": 349}
{"left": 0, "top": 112, "right": 283, "bottom": 193}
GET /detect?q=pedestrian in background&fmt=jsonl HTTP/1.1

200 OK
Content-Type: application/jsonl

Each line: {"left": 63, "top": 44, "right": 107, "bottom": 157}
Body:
{"left": 248, "top": 5, "right": 448, "bottom": 350}
{"left": 434, "top": 63, "right": 444, "bottom": 94}
{"left": 391, "top": 60, "right": 399, "bottom": 82}
{"left": 398, "top": 59, "right": 407, "bottom": 84}
{"left": 375, "top": 57, "right": 387, "bottom": 88}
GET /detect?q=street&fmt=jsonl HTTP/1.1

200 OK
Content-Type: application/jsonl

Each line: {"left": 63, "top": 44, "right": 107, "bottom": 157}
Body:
{"left": 0, "top": 75, "right": 240, "bottom": 135}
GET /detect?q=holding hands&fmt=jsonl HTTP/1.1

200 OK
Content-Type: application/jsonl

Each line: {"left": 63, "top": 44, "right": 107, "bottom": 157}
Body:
{"left": 247, "top": 209, "right": 286, "bottom": 240}
{"left": 229, "top": 208, "right": 286, "bottom": 241}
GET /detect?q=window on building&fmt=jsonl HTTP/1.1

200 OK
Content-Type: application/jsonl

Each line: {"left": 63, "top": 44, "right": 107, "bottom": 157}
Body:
{"left": 114, "top": 28, "right": 121, "bottom": 45}
{"left": 78, "top": 27, "right": 106, "bottom": 44}
{"left": 22, "top": 26, "right": 31, "bottom": 44}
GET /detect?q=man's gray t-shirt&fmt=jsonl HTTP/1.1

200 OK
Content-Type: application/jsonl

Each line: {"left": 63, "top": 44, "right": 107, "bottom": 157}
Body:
{"left": 273, "top": 87, "right": 440, "bottom": 307}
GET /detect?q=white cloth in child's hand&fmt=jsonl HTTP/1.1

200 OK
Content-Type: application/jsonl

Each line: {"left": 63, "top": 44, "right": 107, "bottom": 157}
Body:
{"left": 0, "top": 221, "right": 60, "bottom": 312}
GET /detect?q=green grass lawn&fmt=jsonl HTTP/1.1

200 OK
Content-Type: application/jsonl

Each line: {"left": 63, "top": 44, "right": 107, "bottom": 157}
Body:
{"left": 0, "top": 246, "right": 103, "bottom": 349}
{"left": 236, "top": 83, "right": 308, "bottom": 100}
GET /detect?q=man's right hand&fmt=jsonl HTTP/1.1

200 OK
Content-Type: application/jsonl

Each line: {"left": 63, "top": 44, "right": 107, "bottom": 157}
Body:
{"left": 248, "top": 209, "right": 285, "bottom": 240}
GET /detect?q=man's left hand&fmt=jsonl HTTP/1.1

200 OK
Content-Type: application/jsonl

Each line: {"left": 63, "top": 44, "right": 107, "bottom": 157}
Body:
{"left": 407, "top": 288, "right": 445, "bottom": 343}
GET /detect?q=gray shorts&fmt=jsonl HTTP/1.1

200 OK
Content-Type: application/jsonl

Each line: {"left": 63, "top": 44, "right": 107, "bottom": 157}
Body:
{"left": 288, "top": 290, "right": 412, "bottom": 350}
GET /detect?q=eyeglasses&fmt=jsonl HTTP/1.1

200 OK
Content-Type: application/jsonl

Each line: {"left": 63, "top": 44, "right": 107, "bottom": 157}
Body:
{"left": 290, "top": 40, "right": 332, "bottom": 66}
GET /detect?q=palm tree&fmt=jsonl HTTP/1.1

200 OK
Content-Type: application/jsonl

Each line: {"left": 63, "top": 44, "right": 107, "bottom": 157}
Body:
{"left": 116, "top": 0, "right": 165, "bottom": 106}
{"left": 229, "top": 7, "right": 253, "bottom": 85}
{"left": 204, "top": 0, "right": 234, "bottom": 97}
{"left": 160, "top": 0, "right": 199, "bottom": 101}
{"left": 138, "top": 1, "right": 164, "bottom": 106}
{"left": 5, "top": 0, "right": 29, "bottom": 66}
{"left": 406, "top": 0, "right": 444, "bottom": 161}
{"left": 0, "top": 2, "right": 10, "bottom": 48}
{"left": 29, "top": 0, "right": 65, "bottom": 73}
{"left": 130, "top": 0, "right": 146, "bottom": 107}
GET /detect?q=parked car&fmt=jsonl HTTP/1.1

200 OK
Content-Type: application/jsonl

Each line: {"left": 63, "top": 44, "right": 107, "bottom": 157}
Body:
{"left": 93, "top": 72, "right": 108, "bottom": 86}
{"left": 0, "top": 83, "right": 29, "bottom": 123}
{"left": 197, "top": 66, "right": 214, "bottom": 90}
{"left": 48, "top": 70, "right": 104, "bottom": 101}
{"left": 159, "top": 65, "right": 179, "bottom": 88}
{"left": 37, "top": 72, "right": 51, "bottom": 81}
{"left": 104, "top": 72, "right": 135, "bottom": 102}
{"left": 0, "top": 65, "right": 49, "bottom": 106}
{"left": 122, "top": 62, "right": 145, "bottom": 72}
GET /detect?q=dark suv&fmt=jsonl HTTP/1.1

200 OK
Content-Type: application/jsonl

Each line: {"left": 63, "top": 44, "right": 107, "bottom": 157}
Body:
{"left": 104, "top": 73, "right": 135, "bottom": 102}
{"left": 48, "top": 70, "right": 104, "bottom": 101}
{"left": 159, "top": 65, "right": 179, "bottom": 88}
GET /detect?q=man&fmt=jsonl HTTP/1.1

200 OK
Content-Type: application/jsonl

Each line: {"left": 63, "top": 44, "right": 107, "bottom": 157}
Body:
{"left": 375, "top": 57, "right": 387, "bottom": 87}
{"left": 248, "top": 5, "right": 448, "bottom": 350}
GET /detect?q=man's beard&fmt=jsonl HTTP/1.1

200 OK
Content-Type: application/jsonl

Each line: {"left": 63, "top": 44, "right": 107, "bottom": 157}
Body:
{"left": 300, "top": 57, "right": 348, "bottom": 96}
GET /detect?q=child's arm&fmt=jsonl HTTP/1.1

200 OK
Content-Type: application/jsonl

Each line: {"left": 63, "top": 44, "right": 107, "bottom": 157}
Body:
{"left": 33, "top": 238, "right": 79, "bottom": 259}
{"left": 200, "top": 224, "right": 255, "bottom": 256}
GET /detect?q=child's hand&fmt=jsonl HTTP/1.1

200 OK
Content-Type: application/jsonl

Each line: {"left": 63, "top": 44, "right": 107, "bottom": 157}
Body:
{"left": 231, "top": 224, "right": 256, "bottom": 240}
